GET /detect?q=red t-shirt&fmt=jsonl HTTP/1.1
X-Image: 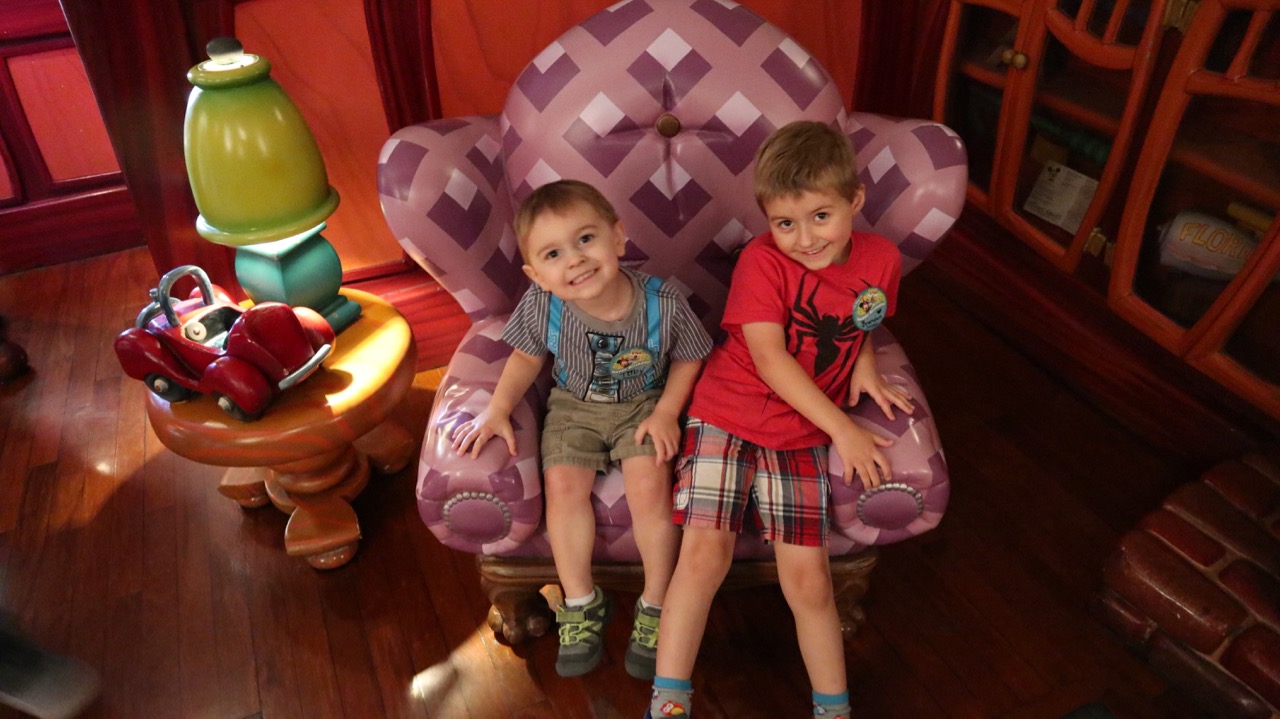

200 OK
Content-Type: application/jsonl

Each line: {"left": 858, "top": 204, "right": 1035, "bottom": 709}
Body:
{"left": 688, "top": 230, "right": 902, "bottom": 449}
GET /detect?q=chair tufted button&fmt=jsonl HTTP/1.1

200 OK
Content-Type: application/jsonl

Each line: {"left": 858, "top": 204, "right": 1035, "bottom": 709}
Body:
{"left": 655, "top": 113, "right": 681, "bottom": 138}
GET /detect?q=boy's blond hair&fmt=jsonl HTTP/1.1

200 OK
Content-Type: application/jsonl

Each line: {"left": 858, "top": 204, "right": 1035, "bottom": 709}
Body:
{"left": 753, "top": 120, "right": 862, "bottom": 209}
{"left": 514, "top": 179, "right": 620, "bottom": 259}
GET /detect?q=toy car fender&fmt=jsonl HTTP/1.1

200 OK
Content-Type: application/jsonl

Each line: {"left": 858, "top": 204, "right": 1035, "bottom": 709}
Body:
{"left": 203, "top": 355, "right": 274, "bottom": 419}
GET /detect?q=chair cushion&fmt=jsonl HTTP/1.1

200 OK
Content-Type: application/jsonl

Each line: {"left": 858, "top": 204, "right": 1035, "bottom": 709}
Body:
{"left": 500, "top": 0, "right": 849, "bottom": 330}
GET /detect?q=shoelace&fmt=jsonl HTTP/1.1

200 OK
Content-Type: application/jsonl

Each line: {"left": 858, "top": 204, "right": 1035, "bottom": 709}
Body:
{"left": 556, "top": 607, "right": 603, "bottom": 645}
{"left": 631, "top": 610, "right": 660, "bottom": 649}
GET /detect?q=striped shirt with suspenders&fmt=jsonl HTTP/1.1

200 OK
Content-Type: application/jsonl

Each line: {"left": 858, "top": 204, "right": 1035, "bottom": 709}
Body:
{"left": 546, "top": 274, "right": 664, "bottom": 401}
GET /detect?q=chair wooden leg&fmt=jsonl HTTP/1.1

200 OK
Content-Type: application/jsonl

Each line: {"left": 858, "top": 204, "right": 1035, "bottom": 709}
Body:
{"left": 830, "top": 549, "right": 878, "bottom": 639}
{"left": 0, "top": 314, "right": 28, "bottom": 383}
{"left": 477, "top": 556, "right": 556, "bottom": 645}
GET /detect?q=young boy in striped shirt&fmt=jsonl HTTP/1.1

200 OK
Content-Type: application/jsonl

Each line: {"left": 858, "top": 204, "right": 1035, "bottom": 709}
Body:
{"left": 451, "top": 179, "right": 712, "bottom": 680}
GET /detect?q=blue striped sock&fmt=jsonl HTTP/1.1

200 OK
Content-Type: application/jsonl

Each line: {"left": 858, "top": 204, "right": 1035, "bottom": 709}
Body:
{"left": 650, "top": 676, "right": 693, "bottom": 717}
{"left": 812, "top": 690, "right": 851, "bottom": 717}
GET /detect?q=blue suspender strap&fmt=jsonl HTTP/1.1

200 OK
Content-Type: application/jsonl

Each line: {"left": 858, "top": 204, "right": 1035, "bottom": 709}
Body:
{"left": 548, "top": 277, "right": 664, "bottom": 391}
{"left": 643, "top": 276, "right": 663, "bottom": 389}
{"left": 547, "top": 294, "right": 568, "bottom": 385}
{"left": 644, "top": 276, "right": 662, "bottom": 356}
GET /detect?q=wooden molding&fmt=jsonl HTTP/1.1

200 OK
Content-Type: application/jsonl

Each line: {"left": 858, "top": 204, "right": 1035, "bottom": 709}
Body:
{"left": 0, "top": 187, "right": 143, "bottom": 274}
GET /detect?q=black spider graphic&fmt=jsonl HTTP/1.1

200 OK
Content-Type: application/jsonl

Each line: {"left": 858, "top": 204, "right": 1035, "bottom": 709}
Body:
{"left": 787, "top": 276, "right": 860, "bottom": 378}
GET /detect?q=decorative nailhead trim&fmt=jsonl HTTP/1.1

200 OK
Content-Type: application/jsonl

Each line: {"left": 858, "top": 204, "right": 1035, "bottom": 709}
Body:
{"left": 856, "top": 482, "right": 925, "bottom": 525}
{"left": 443, "top": 492, "right": 513, "bottom": 539}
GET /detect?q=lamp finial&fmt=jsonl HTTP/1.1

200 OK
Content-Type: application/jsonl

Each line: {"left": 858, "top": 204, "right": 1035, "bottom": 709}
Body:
{"left": 206, "top": 37, "right": 244, "bottom": 65}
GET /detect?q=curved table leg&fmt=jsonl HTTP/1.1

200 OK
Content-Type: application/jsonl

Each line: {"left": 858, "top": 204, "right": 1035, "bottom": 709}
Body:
{"left": 264, "top": 446, "right": 371, "bottom": 569}
{"left": 354, "top": 419, "right": 415, "bottom": 474}
{"left": 212, "top": 438, "right": 398, "bottom": 569}
{"left": 218, "top": 467, "right": 272, "bottom": 508}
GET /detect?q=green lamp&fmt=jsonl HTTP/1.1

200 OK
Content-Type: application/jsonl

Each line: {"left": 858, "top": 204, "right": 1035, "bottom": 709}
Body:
{"left": 183, "top": 36, "right": 361, "bottom": 332}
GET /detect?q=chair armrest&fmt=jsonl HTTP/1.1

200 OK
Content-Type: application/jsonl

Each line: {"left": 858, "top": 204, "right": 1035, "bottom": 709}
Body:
{"left": 377, "top": 115, "right": 522, "bottom": 321}
{"left": 829, "top": 326, "right": 949, "bottom": 545}
{"left": 841, "top": 112, "right": 967, "bottom": 276}
{"left": 415, "top": 317, "right": 551, "bottom": 554}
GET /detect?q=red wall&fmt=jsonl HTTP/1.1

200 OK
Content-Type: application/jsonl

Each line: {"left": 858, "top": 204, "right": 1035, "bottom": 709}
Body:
{"left": 430, "top": 0, "right": 863, "bottom": 117}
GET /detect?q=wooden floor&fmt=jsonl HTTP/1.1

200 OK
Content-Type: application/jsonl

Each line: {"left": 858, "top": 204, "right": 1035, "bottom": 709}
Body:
{"left": 0, "top": 247, "right": 1214, "bottom": 719}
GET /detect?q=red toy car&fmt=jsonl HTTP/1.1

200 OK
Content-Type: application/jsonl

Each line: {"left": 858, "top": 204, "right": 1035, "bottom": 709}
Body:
{"left": 115, "top": 265, "right": 335, "bottom": 421}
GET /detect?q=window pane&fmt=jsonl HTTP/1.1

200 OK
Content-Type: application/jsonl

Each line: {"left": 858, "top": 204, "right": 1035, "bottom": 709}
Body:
{"left": 941, "top": 5, "right": 1020, "bottom": 197}
{"left": 1130, "top": 94, "right": 1278, "bottom": 329}
{"left": 8, "top": 47, "right": 120, "bottom": 183}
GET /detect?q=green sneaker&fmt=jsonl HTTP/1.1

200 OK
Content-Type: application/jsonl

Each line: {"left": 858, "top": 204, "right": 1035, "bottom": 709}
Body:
{"left": 624, "top": 599, "right": 661, "bottom": 680}
{"left": 554, "top": 588, "right": 612, "bottom": 677}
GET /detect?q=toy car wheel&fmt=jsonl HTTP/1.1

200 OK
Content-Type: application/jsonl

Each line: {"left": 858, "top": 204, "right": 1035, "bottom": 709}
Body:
{"left": 145, "top": 373, "right": 193, "bottom": 402}
{"left": 214, "top": 393, "right": 262, "bottom": 422}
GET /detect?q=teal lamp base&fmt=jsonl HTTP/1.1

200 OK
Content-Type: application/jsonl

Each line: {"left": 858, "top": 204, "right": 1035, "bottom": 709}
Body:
{"left": 233, "top": 223, "right": 362, "bottom": 333}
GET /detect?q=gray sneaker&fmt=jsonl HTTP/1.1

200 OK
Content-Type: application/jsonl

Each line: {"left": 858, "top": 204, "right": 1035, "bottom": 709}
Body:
{"left": 624, "top": 599, "right": 661, "bottom": 680}
{"left": 554, "top": 588, "right": 612, "bottom": 677}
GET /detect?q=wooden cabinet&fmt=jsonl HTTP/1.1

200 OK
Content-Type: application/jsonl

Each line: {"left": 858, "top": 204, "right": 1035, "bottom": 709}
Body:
{"left": 934, "top": 0, "right": 1168, "bottom": 272}
{"left": 933, "top": 0, "right": 1280, "bottom": 427}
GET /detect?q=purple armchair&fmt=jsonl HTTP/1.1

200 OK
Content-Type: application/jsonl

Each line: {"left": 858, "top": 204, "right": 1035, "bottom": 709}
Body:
{"left": 378, "top": 0, "right": 965, "bottom": 643}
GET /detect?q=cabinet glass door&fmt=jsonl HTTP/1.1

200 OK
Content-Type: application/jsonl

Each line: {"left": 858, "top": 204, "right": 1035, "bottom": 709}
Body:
{"left": 1000, "top": 0, "right": 1163, "bottom": 270}
{"left": 934, "top": 1, "right": 1024, "bottom": 209}
{"left": 1127, "top": 95, "right": 1277, "bottom": 342}
{"left": 1111, "top": 0, "right": 1280, "bottom": 419}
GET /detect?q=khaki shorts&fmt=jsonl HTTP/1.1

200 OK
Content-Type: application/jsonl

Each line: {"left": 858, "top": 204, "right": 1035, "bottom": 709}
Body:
{"left": 541, "top": 387, "right": 663, "bottom": 472}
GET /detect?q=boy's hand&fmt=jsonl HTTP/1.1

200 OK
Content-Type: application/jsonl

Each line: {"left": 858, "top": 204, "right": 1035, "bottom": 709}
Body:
{"left": 831, "top": 421, "right": 894, "bottom": 489}
{"left": 634, "top": 407, "right": 682, "bottom": 465}
{"left": 848, "top": 359, "right": 914, "bottom": 422}
{"left": 450, "top": 408, "right": 517, "bottom": 458}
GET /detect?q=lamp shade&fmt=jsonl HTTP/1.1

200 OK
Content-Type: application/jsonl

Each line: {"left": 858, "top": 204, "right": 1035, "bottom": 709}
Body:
{"left": 184, "top": 39, "right": 339, "bottom": 247}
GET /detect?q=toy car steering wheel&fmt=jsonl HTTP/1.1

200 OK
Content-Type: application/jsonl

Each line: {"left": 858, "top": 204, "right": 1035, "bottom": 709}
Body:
{"left": 133, "top": 265, "right": 219, "bottom": 330}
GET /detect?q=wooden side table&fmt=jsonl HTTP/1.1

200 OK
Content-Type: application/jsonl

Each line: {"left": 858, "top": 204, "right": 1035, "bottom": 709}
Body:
{"left": 146, "top": 288, "right": 417, "bottom": 569}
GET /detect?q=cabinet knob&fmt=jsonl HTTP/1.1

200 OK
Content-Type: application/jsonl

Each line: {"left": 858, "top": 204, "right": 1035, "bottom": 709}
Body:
{"left": 1000, "top": 49, "right": 1029, "bottom": 70}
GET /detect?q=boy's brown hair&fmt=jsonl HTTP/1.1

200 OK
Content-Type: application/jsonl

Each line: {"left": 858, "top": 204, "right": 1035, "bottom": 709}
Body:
{"left": 513, "top": 179, "right": 620, "bottom": 259}
{"left": 753, "top": 120, "right": 861, "bottom": 209}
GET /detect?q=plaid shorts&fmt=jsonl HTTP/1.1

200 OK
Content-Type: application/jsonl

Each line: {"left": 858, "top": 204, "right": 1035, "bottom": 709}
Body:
{"left": 672, "top": 418, "right": 830, "bottom": 547}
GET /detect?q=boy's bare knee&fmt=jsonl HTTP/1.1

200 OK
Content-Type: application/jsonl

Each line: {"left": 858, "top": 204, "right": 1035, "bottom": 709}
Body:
{"left": 622, "top": 481, "right": 670, "bottom": 514}
{"left": 544, "top": 466, "right": 596, "bottom": 500}
{"left": 679, "top": 529, "right": 735, "bottom": 578}
{"left": 776, "top": 547, "right": 835, "bottom": 610}
{"left": 781, "top": 571, "right": 835, "bottom": 613}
